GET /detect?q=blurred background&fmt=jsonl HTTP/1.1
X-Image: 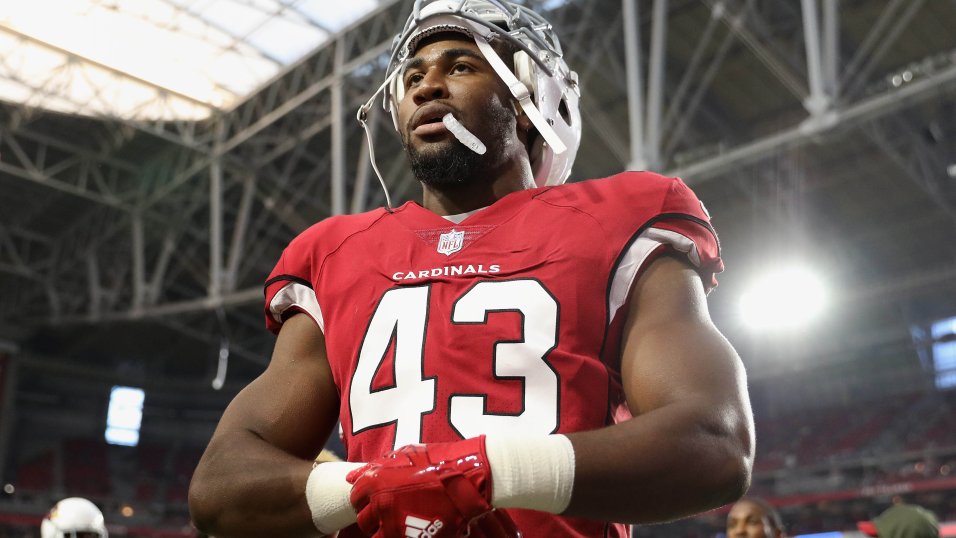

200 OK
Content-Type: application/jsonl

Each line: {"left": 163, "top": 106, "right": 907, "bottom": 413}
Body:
{"left": 0, "top": 0, "right": 955, "bottom": 536}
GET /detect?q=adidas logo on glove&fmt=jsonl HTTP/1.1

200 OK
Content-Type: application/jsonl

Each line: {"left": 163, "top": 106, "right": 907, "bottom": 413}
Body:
{"left": 404, "top": 515, "right": 444, "bottom": 537}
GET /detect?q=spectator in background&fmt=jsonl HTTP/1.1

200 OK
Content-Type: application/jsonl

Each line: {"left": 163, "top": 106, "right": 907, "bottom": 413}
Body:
{"left": 727, "top": 497, "right": 787, "bottom": 538}
{"left": 858, "top": 503, "right": 940, "bottom": 538}
{"left": 40, "top": 497, "right": 108, "bottom": 538}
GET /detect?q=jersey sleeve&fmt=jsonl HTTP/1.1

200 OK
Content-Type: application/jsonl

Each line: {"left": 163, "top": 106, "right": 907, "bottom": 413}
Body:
{"left": 649, "top": 175, "right": 723, "bottom": 289}
{"left": 262, "top": 209, "right": 389, "bottom": 335}
{"left": 263, "top": 235, "right": 324, "bottom": 335}
{"left": 598, "top": 172, "right": 723, "bottom": 325}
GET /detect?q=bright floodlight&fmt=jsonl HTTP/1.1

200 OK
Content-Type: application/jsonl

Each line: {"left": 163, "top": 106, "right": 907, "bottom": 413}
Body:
{"left": 739, "top": 266, "right": 829, "bottom": 331}
{"left": 105, "top": 386, "right": 145, "bottom": 447}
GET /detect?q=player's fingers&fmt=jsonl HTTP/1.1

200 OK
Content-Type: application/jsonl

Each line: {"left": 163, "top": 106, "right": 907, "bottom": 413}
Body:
{"left": 464, "top": 512, "right": 496, "bottom": 538}
{"left": 354, "top": 505, "right": 381, "bottom": 536}
{"left": 466, "top": 510, "right": 520, "bottom": 538}
{"left": 348, "top": 468, "right": 382, "bottom": 511}
{"left": 345, "top": 463, "right": 374, "bottom": 484}
{"left": 463, "top": 515, "right": 492, "bottom": 537}
{"left": 348, "top": 484, "right": 369, "bottom": 512}
{"left": 489, "top": 510, "right": 521, "bottom": 538}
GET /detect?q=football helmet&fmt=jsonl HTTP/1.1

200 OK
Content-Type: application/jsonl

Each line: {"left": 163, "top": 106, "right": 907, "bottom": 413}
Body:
{"left": 41, "top": 497, "right": 108, "bottom": 538}
{"left": 358, "top": 0, "right": 581, "bottom": 194}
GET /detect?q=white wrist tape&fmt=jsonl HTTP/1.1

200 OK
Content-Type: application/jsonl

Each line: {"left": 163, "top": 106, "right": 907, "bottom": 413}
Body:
{"left": 305, "top": 461, "right": 365, "bottom": 535}
{"left": 485, "top": 434, "right": 575, "bottom": 514}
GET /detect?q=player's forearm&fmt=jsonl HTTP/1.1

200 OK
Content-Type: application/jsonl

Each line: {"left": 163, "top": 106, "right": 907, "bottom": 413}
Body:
{"left": 188, "top": 432, "right": 319, "bottom": 538}
{"left": 564, "top": 398, "right": 753, "bottom": 524}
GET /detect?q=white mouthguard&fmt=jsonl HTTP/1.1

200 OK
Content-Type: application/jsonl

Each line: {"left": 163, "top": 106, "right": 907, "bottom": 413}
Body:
{"left": 442, "top": 113, "right": 487, "bottom": 155}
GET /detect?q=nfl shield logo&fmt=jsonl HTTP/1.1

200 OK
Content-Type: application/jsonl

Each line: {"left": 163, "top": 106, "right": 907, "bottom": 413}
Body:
{"left": 437, "top": 229, "right": 465, "bottom": 256}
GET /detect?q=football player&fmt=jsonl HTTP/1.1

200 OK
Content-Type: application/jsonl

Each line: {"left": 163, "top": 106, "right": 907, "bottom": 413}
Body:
{"left": 41, "top": 497, "right": 108, "bottom": 538}
{"left": 189, "top": 1, "right": 754, "bottom": 537}
{"left": 727, "top": 498, "right": 787, "bottom": 538}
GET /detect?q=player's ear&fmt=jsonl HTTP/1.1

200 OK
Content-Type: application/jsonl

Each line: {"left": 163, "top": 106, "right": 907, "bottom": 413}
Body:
{"left": 514, "top": 104, "right": 533, "bottom": 134}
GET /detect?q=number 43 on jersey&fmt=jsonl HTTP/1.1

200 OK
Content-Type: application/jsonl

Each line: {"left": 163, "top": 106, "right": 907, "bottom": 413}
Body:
{"left": 349, "top": 279, "right": 561, "bottom": 449}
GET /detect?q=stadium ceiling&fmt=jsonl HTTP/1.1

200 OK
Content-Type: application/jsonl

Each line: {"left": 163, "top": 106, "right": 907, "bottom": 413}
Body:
{"left": 0, "top": 0, "right": 955, "bottom": 391}
{"left": 0, "top": 0, "right": 387, "bottom": 119}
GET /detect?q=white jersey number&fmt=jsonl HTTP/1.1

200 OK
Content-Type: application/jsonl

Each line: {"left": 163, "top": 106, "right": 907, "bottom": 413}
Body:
{"left": 349, "top": 286, "right": 436, "bottom": 447}
{"left": 349, "top": 280, "right": 559, "bottom": 449}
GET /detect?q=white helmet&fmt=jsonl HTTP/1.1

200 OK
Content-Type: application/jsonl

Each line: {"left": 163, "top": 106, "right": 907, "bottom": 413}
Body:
{"left": 359, "top": 0, "right": 581, "bottom": 189}
{"left": 41, "top": 497, "right": 108, "bottom": 538}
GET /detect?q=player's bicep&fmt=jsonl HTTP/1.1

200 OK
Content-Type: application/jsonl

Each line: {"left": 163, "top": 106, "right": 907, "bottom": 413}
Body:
{"left": 213, "top": 313, "right": 339, "bottom": 459}
{"left": 620, "top": 254, "right": 749, "bottom": 423}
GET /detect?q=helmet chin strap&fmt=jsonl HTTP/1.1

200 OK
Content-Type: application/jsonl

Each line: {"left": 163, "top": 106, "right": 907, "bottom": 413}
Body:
{"left": 357, "top": 72, "right": 399, "bottom": 209}
{"left": 471, "top": 33, "right": 567, "bottom": 155}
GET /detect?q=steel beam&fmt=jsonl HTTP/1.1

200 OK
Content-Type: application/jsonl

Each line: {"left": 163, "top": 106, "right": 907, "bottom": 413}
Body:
{"left": 822, "top": 0, "right": 839, "bottom": 100}
{"left": 800, "top": 0, "right": 830, "bottom": 115}
{"left": 660, "top": 2, "right": 721, "bottom": 141}
{"left": 0, "top": 225, "right": 27, "bottom": 274}
{"left": 662, "top": 18, "right": 738, "bottom": 164}
{"left": 865, "top": 119, "right": 956, "bottom": 222}
{"left": 711, "top": 0, "right": 807, "bottom": 101}
{"left": 0, "top": 132, "right": 132, "bottom": 210}
{"left": 644, "top": 0, "right": 668, "bottom": 169}
{"left": 839, "top": 0, "right": 906, "bottom": 96}
{"left": 54, "top": 287, "right": 263, "bottom": 324}
{"left": 622, "top": 0, "right": 645, "bottom": 170}
{"left": 842, "top": 0, "right": 924, "bottom": 99}
{"left": 131, "top": 212, "right": 145, "bottom": 312}
{"left": 209, "top": 135, "right": 224, "bottom": 299}
{"left": 85, "top": 253, "right": 101, "bottom": 319}
{"left": 144, "top": 39, "right": 392, "bottom": 208}
{"left": 154, "top": 0, "right": 285, "bottom": 66}
{"left": 669, "top": 63, "right": 956, "bottom": 182}
{"left": 147, "top": 232, "right": 178, "bottom": 306}
{"left": 331, "top": 38, "right": 347, "bottom": 216}
{"left": 225, "top": 173, "right": 258, "bottom": 292}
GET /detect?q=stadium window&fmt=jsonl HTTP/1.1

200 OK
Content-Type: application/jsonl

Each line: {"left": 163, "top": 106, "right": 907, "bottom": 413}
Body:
{"left": 931, "top": 316, "right": 956, "bottom": 390}
{"left": 105, "top": 386, "right": 145, "bottom": 447}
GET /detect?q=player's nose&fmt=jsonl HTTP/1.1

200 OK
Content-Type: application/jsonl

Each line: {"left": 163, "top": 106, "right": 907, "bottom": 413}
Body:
{"left": 411, "top": 69, "right": 450, "bottom": 104}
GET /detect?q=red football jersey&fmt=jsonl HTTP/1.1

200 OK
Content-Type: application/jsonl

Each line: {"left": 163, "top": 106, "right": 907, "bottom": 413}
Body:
{"left": 263, "top": 171, "right": 722, "bottom": 538}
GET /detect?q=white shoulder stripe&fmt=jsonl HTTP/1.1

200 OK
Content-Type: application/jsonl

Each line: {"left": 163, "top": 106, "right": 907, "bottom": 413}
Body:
{"left": 607, "top": 227, "right": 702, "bottom": 324}
{"left": 642, "top": 227, "right": 702, "bottom": 267}
{"left": 269, "top": 281, "right": 325, "bottom": 332}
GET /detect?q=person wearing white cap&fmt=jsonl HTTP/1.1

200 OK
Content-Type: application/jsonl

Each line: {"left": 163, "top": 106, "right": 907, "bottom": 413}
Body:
{"left": 190, "top": 2, "right": 754, "bottom": 537}
{"left": 41, "top": 497, "right": 108, "bottom": 538}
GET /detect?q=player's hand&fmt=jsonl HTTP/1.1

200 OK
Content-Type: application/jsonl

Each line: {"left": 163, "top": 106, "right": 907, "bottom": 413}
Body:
{"left": 465, "top": 509, "right": 522, "bottom": 538}
{"left": 347, "top": 436, "right": 506, "bottom": 537}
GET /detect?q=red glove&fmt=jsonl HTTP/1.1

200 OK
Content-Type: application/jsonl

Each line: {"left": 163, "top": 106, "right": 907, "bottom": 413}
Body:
{"left": 347, "top": 436, "right": 509, "bottom": 538}
{"left": 467, "top": 509, "right": 523, "bottom": 538}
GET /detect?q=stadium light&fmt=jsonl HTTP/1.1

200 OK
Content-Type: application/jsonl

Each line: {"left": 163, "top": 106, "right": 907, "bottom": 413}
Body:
{"left": 105, "top": 386, "right": 145, "bottom": 447}
{"left": 739, "top": 265, "right": 829, "bottom": 332}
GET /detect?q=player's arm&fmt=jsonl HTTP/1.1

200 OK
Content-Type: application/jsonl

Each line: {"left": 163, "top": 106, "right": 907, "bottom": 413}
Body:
{"left": 563, "top": 253, "right": 754, "bottom": 523}
{"left": 188, "top": 313, "right": 345, "bottom": 537}
{"left": 346, "top": 253, "right": 753, "bottom": 534}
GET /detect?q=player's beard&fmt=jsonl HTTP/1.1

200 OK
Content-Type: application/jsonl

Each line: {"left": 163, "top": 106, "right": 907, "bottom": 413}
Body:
{"left": 405, "top": 139, "right": 484, "bottom": 189}
{"left": 403, "top": 104, "right": 513, "bottom": 190}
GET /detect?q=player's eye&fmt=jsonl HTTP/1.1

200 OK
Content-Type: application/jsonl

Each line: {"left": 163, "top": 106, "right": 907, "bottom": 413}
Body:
{"left": 452, "top": 62, "right": 474, "bottom": 74}
{"left": 405, "top": 72, "right": 424, "bottom": 88}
